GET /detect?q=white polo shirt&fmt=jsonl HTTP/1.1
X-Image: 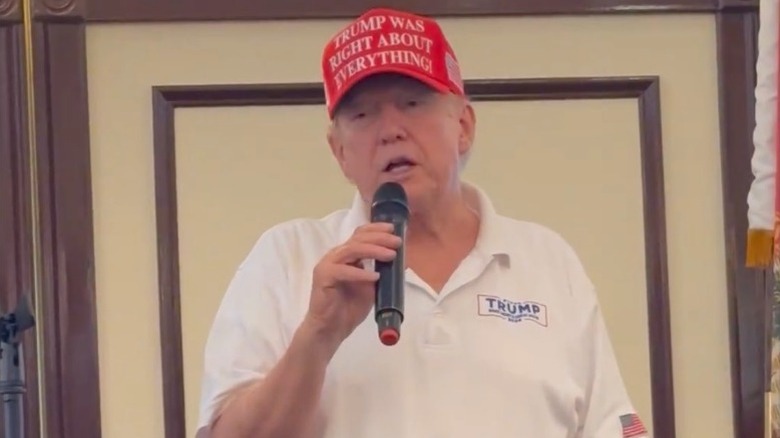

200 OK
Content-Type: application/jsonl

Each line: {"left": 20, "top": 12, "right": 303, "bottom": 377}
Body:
{"left": 196, "top": 183, "right": 646, "bottom": 438}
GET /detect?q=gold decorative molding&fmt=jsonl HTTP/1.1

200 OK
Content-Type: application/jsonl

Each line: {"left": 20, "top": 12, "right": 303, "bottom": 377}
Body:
{"left": 22, "top": 0, "right": 47, "bottom": 434}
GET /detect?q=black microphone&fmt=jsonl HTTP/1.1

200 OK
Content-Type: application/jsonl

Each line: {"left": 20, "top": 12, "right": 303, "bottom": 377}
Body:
{"left": 371, "top": 182, "right": 409, "bottom": 346}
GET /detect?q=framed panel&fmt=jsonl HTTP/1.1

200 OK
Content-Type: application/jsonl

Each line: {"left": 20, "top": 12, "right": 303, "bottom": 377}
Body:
{"left": 152, "top": 77, "right": 674, "bottom": 438}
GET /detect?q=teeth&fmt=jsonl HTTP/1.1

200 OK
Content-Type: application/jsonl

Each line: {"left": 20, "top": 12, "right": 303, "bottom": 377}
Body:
{"left": 384, "top": 159, "right": 414, "bottom": 172}
{"left": 388, "top": 164, "right": 411, "bottom": 173}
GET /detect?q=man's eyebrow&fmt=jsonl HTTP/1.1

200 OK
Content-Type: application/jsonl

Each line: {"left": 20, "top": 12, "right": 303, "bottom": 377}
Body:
{"left": 336, "top": 98, "right": 364, "bottom": 115}
{"left": 404, "top": 85, "right": 436, "bottom": 97}
{"left": 333, "top": 94, "right": 361, "bottom": 114}
{"left": 339, "top": 88, "right": 374, "bottom": 107}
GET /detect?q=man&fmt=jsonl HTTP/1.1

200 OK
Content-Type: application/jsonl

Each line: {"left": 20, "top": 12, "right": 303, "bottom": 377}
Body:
{"left": 196, "top": 7, "right": 646, "bottom": 438}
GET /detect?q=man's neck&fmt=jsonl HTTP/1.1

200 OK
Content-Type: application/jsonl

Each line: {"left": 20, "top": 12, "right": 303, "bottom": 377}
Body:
{"left": 405, "top": 191, "right": 479, "bottom": 249}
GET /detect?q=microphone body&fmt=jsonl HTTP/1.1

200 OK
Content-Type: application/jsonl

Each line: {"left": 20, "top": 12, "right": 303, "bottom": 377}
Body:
{"left": 370, "top": 182, "right": 409, "bottom": 346}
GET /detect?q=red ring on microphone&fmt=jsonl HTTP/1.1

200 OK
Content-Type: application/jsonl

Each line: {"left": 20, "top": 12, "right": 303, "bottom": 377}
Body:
{"left": 379, "top": 327, "right": 399, "bottom": 346}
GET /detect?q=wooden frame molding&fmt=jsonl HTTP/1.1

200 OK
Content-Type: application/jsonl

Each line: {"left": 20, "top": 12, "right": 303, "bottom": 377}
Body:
{"left": 30, "top": 20, "right": 102, "bottom": 438}
{"left": 151, "top": 76, "right": 675, "bottom": 438}
{"left": 0, "top": 0, "right": 21, "bottom": 23}
{"left": 83, "top": 0, "right": 758, "bottom": 22}
{"left": 0, "top": 10, "right": 42, "bottom": 438}
{"left": 717, "top": 9, "right": 766, "bottom": 438}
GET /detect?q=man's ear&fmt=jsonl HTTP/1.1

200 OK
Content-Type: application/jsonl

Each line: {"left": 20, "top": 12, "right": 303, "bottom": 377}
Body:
{"left": 458, "top": 100, "right": 476, "bottom": 156}
{"left": 327, "top": 122, "right": 354, "bottom": 183}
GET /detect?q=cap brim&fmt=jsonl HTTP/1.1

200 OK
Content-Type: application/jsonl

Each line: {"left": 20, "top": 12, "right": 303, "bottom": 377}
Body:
{"left": 329, "top": 67, "right": 451, "bottom": 118}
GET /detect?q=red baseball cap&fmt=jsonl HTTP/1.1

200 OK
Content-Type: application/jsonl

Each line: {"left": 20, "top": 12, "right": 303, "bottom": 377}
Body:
{"left": 321, "top": 8, "right": 465, "bottom": 118}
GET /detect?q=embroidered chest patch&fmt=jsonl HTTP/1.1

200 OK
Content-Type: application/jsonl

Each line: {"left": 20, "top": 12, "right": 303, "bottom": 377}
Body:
{"left": 477, "top": 294, "right": 548, "bottom": 327}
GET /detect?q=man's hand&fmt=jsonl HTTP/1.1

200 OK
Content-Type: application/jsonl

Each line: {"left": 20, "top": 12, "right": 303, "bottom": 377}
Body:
{"left": 304, "top": 222, "right": 401, "bottom": 356}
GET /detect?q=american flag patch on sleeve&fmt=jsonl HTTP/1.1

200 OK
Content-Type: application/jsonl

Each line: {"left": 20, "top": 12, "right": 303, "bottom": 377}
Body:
{"left": 619, "top": 413, "right": 648, "bottom": 437}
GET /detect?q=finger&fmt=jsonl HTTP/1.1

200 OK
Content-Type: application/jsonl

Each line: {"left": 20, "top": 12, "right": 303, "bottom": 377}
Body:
{"left": 350, "top": 230, "right": 403, "bottom": 248}
{"left": 355, "top": 222, "right": 396, "bottom": 234}
{"left": 331, "top": 242, "right": 397, "bottom": 264}
{"left": 328, "top": 264, "right": 380, "bottom": 284}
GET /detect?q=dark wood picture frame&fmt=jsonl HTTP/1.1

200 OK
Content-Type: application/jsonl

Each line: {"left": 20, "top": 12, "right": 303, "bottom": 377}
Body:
{"left": 151, "top": 77, "right": 672, "bottom": 437}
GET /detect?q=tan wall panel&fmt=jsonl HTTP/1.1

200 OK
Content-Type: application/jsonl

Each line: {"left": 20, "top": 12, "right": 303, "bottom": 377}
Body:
{"left": 86, "top": 13, "right": 728, "bottom": 438}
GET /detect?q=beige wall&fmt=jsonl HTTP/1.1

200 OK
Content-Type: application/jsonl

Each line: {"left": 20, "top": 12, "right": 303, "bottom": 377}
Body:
{"left": 86, "top": 14, "right": 730, "bottom": 437}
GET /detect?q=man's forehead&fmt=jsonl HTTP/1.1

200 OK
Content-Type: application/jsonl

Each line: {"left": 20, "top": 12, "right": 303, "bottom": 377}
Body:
{"left": 340, "top": 73, "right": 437, "bottom": 103}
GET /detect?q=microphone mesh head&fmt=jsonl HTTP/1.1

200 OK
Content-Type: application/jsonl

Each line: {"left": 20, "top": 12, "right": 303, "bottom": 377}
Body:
{"left": 371, "top": 182, "right": 409, "bottom": 219}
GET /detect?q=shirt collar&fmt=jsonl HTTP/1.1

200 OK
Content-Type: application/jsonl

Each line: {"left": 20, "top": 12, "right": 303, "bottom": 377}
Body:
{"left": 338, "top": 191, "right": 371, "bottom": 241}
{"left": 338, "top": 182, "right": 512, "bottom": 259}
{"left": 463, "top": 183, "right": 512, "bottom": 260}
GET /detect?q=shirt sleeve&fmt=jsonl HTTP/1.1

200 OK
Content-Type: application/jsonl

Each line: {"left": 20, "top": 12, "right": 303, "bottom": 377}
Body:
{"left": 577, "top": 298, "right": 649, "bottom": 438}
{"left": 195, "top": 227, "right": 295, "bottom": 437}
{"left": 561, "top": 241, "right": 649, "bottom": 438}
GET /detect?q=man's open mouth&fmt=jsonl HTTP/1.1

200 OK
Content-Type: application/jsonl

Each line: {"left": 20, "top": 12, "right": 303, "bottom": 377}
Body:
{"left": 384, "top": 158, "right": 415, "bottom": 173}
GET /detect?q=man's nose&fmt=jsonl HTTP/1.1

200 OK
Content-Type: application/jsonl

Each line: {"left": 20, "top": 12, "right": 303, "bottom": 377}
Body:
{"left": 377, "top": 105, "right": 407, "bottom": 145}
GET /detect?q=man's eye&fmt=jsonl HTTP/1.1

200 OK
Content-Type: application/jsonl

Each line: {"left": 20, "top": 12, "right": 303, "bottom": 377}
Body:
{"left": 406, "top": 100, "right": 419, "bottom": 107}
{"left": 352, "top": 112, "right": 366, "bottom": 119}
